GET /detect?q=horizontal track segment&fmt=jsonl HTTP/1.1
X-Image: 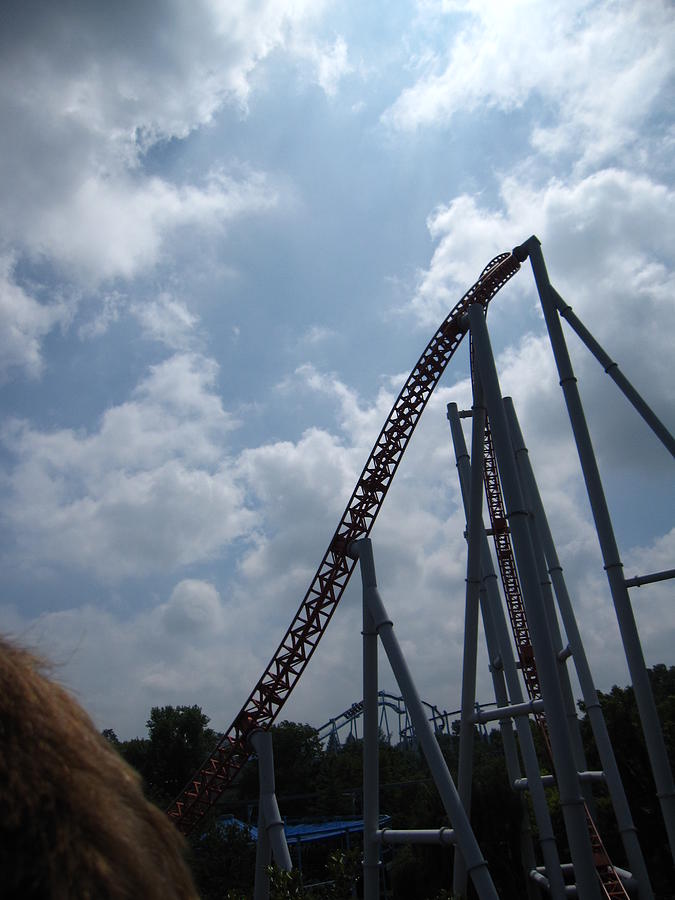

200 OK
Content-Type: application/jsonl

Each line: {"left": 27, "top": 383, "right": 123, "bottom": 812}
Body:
{"left": 167, "top": 251, "right": 521, "bottom": 834}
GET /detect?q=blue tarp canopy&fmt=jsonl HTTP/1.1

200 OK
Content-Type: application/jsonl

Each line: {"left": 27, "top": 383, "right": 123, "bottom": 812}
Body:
{"left": 216, "top": 814, "right": 391, "bottom": 845}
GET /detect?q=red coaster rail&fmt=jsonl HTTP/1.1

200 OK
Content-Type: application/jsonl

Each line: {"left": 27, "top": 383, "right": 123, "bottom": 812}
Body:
{"left": 166, "top": 251, "right": 522, "bottom": 834}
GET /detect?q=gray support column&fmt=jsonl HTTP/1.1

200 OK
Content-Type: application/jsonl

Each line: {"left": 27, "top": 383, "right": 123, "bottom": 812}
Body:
{"left": 448, "top": 402, "right": 565, "bottom": 900}
{"left": 522, "top": 235, "right": 675, "bottom": 859}
{"left": 254, "top": 804, "right": 271, "bottom": 900}
{"left": 501, "top": 399, "right": 592, "bottom": 812}
{"left": 529, "top": 522, "right": 592, "bottom": 805}
{"left": 454, "top": 380, "right": 487, "bottom": 897}
{"left": 250, "top": 729, "right": 292, "bottom": 900}
{"left": 363, "top": 573, "right": 380, "bottom": 900}
{"left": 474, "top": 585, "right": 524, "bottom": 784}
{"left": 350, "top": 538, "right": 500, "bottom": 900}
{"left": 503, "top": 395, "right": 655, "bottom": 900}
{"left": 468, "top": 303, "right": 601, "bottom": 899}
{"left": 476, "top": 584, "right": 541, "bottom": 900}
{"left": 549, "top": 286, "right": 675, "bottom": 457}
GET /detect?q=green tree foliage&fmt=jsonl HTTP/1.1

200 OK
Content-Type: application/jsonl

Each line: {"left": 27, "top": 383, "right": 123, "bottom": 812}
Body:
{"left": 113, "top": 704, "right": 218, "bottom": 807}
{"left": 267, "top": 850, "right": 360, "bottom": 900}
{"left": 144, "top": 704, "right": 218, "bottom": 805}
{"left": 101, "top": 727, "right": 120, "bottom": 746}
{"left": 579, "top": 663, "right": 674, "bottom": 899}
{"left": 188, "top": 823, "right": 256, "bottom": 900}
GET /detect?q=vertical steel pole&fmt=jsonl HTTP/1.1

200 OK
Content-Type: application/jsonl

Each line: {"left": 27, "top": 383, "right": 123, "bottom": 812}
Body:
{"left": 350, "top": 538, "right": 500, "bottom": 900}
{"left": 251, "top": 729, "right": 292, "bottom": 900}
{"left": 254, "top": 803, "right": 271, "bottom": 900}
{"left": 363, "top": 560, "right": 380, "bottom": 900}
{"left": 469, "top": 303, "right": 601, "bottom": 899}
{"left": 477, "top": 583, "right": 542, "bottom": 900}
{"left": 531, "top": 538, "right": 594, "bottom": 809}
{"left": 474, "top": 582, "right": 527, "bottom": 790}
{"left": 503, "top": 395, "right": 655, "bottom": 900}
{"left": 522, "top": 235, "right": 675, "bottom": 859}
{"left": 454, "top": 378, "right": 487, "bottom": 897}
{"left": 448, "top": 402, "right": 565, "bottom": 900}
{"left": 501, "top": 399, "right": 592, "bottom": 810}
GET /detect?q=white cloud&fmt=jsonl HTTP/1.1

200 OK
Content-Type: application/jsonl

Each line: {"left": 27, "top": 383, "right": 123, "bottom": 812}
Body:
{"left": 0, "top": 1, "right": 341, "bottom": 155}
{"left": 284, "top": 363, "right": 393, "bottom": 446}
{"left": 0, "top": 0, "right": 343, "bottom": 368}
{"left": 1, "top": 353, "right": 255, "bottom": 579}
{"left": 77, "top": 291, "right": 126, "bottom": 340}
{"left": 300, "top": 325, "right": 337, "bottom": 345}
{"left": 385, "top": 0, "right": 674, "bottom": 169}
{"left": 0, "top": 577, "right": 260, "bottom": 739}
{"left": 21, "top": 168, "right": 276, "bottom": 284}
{"left": 235, "top": 424, "right": 361, "bottom": 603}
{"left": 292, "top": 34, "right": 352, "bottom": 97}
{"left": 0, "top": 255, "right": 71, "bottom": 380}
{"left": 131, "top": 293, "right": 199, "bottom": 351}
{"left": 162, "top": 579, "right": 226, "bottom": 636}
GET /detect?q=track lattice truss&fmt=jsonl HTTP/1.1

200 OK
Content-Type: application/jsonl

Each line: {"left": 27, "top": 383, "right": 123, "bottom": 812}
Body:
{"left": 167, "top": 251, "right": 521, "bottom": 834}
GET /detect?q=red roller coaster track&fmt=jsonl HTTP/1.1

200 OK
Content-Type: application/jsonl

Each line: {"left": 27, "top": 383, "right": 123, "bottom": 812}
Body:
{"left": 168, "top": 246, "right": 628, "bottom": 896}
{"left": 166, "top": 251, "right": 522, "bottom": 834}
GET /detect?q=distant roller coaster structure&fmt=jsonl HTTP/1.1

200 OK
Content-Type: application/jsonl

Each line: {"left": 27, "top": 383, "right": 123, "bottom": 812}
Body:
{"left": 316, "top": 691, "right": 496, "bottom": 747}
{"left": 166, "top": 237, "right": 674, "bottom": 899}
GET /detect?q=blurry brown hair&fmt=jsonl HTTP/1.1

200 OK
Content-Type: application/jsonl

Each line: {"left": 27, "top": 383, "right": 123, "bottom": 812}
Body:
{"left": 0, "top": 635, "right": 199, "bottom": 899}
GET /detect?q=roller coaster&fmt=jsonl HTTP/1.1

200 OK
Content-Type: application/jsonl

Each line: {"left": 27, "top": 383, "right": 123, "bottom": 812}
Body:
{"left": 316, "top": 691, "right": 496, "bottom": 747}
{"left": 166, "top": 237, "right": 674, "bottom": 898}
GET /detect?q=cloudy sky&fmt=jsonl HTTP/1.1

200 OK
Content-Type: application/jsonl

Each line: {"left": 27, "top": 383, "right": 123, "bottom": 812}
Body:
{"left": 1, "top": 0, "right": 673, "bottom": 742}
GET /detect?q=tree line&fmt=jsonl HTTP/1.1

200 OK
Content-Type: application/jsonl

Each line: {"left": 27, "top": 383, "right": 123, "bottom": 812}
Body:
{"left": 104, "top": 664, "right": 674, "bottom": 899}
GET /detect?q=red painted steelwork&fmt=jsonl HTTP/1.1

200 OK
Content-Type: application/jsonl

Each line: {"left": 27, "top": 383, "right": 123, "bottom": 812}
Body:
{"left": 166, "top": 251, "right": 522, "bottom": 835}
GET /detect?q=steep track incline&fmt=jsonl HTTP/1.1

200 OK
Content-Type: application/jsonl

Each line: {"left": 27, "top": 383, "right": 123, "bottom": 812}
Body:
{"left": 167, "top": 251, "right": 521, "bottom": 834}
